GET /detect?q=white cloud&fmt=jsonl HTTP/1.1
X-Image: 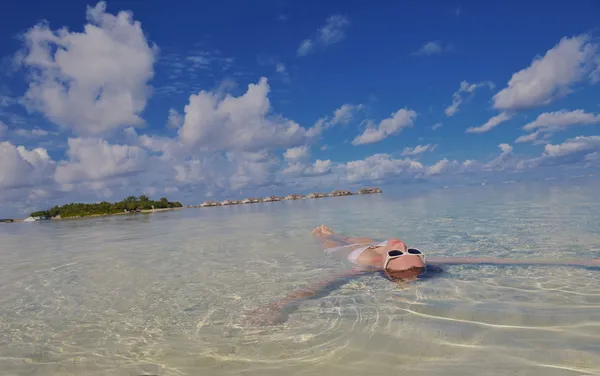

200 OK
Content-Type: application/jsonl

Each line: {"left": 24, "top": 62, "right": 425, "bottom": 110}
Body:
{"left": 283, "top": 159, "right": 332, "bottom": 177}
{"left": 432, "top": 122, "right": 442, "bottom": 130}
{"left": 523, "top": 109, "right": 600, "bottom": 132}
{"left": 343, "top": 153, "right": 424, "bottom": 182}
{"left": 166, "top": 108, "right": 183, "bottom": 128}
{"left": 516, "top": 110, "right": 600, "bottom": 144}
{"left": 426, "top": 158, "right": 457, "bottom": 176}
{"left": 15, "top": 1, "right": 157, "bottom": 136}
{"left": 445, "top": 80, "right": 494, "bottom": 116}
{"left": 401, "top": 144, "right": 437, "bottom": 156}
{"left": 309, "top": 103, "right": 363, "bottom": 137}
{"left": 0, "top": 141, "right": 55, "bottom": 189}
{"left": 331, "top": 103, "right": 363, "bottom": 125}
{"left": 177, "top": 77, "right": 317, "bottom": 152}
{"left": 466, "top": 112, "right": 513, "bottom": 134}
{"left": 0, "top": 120, "right": 7, "bottom": 137}
{"left": 542, "top": 135, "right": 600, "bottom": 158}
{"left": 515, "top": 131, "right": 541, "bottom": 144}
{"left": 297, "top": 40, "right": 314, "bottom": 56}
{"left": 282, "top": 146, "right": 331, "bottom": 177}
{"left": 499, "top": 143, "right": 513, "bottom": 153}
{"left": 297, "top": 15, "right": 350, "bottom": 56}
{"left": 318, "top": 15, "right": 350, "bottom": 45}
{"left": 482, "top": 143, "right": 519, "bottom": 171}
{"left": 13, "top": 127, "right": 55, "bottom": 138}
{"left": 493, "top": 34, "right": 599, "bottom": 111}
{"left": 54, "top": 137, "right": 149, "bottom": 184}
{"left": 352, "top": 108, "right": 417, "bottom": 145}
{"left": 283, "top": 145, "right": 310, "bottom": 161}
{"left": 173, "top": 150, "right": 279, "bottom": 192}
{"left": 412, "top": 41, "right": 452, "bottom": 56}
{"left": 275, "top": 63, "right": 286, "bottom": 73}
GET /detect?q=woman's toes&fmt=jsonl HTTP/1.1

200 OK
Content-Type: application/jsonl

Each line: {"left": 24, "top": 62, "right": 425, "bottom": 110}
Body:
{"left": 320, "top": 225, "right": 334, "bottom": 234}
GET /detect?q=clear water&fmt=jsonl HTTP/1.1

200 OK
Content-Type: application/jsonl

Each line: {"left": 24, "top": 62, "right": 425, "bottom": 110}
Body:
{"left": 2, "top": 178, "right": 600, "bottom": 376}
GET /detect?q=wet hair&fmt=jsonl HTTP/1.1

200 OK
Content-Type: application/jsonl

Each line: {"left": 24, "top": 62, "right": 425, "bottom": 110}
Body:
{"left": 382, "top": 266, "right": 426, "bottom": 283}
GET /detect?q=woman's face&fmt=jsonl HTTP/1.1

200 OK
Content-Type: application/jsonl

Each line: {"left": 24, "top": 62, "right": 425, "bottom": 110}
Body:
{"left": 383, "top": 238, "right": 426, "bottom": 272}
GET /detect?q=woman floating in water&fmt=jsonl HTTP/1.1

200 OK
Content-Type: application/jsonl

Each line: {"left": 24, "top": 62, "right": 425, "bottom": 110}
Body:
{"left": 248, "top": 225, "right": 600, "bottom": 325}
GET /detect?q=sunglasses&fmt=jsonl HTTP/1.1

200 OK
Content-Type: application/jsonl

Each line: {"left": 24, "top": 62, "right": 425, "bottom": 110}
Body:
{"left": 382, "top": 248, "right": 424, "bottom": 270}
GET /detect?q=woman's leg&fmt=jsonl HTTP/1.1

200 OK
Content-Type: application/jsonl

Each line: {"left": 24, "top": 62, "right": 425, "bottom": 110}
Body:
{"left": 311, "top": 225, "right": 376, "bottom": 249}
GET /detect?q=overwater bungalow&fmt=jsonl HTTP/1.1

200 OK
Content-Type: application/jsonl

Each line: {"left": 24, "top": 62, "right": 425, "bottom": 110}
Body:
{"left": 306, "top": 192, "right": 327, "bottom": 199}
{"left": 221, "top": 199, "right": 240, "bottom": 205}
{"left": 358, "top": 187, "right": 383, "bottom": 194}
{"left": 200, "top": 201, "right": 221, "bottom": 207}
{"left": 23, "top": 215, "right": 50, "bottom": 222}
{"left": 329, "top": 189, "right": 353, "bottom": 197}
{"left": 241, "top": 198, "right": 261, "bottom": 204}
{"left": 284, "top": 194, "right": 304, "bottom": 200}
{"left": 263, "top": 196, "right": 282, "bottom": 202}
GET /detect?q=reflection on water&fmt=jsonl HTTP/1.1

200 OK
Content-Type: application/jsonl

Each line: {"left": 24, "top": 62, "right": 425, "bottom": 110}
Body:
{"left": 2, "top": 178, "right": 600, "bottom": 375}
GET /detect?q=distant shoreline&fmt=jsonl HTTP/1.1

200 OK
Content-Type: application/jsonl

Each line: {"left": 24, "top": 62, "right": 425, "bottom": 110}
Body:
{"left": 2, "top": 188, "right": 382, "bottom": 223}
{"left": 8, "top": 207, "right": 184, "bottom": 223}
{"left": 193, "top": 187, "right": 383, "bottom": 208}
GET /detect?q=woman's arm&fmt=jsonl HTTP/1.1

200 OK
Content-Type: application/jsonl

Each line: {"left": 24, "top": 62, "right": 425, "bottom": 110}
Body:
{"left": 247, "top": 267, "right": 373, "bottom": 325}
{"left": 427, "top": 256, "right": 600, "bottom": 268}
{"left": 273, "top": 267, "right": 372, "bottom": 307}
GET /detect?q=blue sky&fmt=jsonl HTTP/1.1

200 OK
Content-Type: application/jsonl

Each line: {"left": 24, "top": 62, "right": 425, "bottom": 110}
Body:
{"left": 1, "top": 0, "right": 600, "bottom": 216}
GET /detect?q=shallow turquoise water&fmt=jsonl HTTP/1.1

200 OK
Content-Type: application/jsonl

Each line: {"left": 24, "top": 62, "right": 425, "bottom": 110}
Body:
{"left": 2, "top": 177, "right": 600, "bottom": 375}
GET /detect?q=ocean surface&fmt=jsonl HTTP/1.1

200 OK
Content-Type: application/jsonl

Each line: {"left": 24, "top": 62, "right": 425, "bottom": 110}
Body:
{"left": 2, "top": 177, "right": 600, "bottom": 376}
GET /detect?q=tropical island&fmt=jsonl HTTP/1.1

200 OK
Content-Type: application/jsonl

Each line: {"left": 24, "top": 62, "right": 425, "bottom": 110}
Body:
{"left": 27, "top": 195, "right": 183, "bottom": 220}
{"left": 195, "top": 187, "right": 383, "bottom": 208}
{"left": 4, "top": 188, "right": 382, "bottom": 222}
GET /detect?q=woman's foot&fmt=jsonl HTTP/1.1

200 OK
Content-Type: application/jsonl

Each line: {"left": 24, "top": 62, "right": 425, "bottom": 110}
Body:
{"left": 311, "top": 225, "right": 335, "bottom": 236}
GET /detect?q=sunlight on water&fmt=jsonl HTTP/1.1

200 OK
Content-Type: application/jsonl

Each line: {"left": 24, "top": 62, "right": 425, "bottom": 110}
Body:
{"left": 2, "top": 178, "right": 600, "bottom": 375}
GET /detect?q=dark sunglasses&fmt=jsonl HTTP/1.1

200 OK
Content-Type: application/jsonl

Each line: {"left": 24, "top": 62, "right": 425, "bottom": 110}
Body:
{"left": 383, "top": 248, "right": 424, "bottom": 270}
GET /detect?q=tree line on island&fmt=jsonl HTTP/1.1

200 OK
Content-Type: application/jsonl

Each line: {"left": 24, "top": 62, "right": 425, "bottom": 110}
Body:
{"left": 6, "top": 187, "right": 382, "bottom": 222}
{"left": 29, "top": 195, "right": 183, "bottom": 219}
{"left": 196, "top": 187, "right": 383, "bottom": 207}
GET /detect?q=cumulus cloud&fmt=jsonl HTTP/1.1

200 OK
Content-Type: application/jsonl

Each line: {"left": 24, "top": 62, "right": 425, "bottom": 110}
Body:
{"left": 466, "top": 112, "right": 513, "bottom": 134}
{"left": 482, "top": 143, "right": 520, "bottom": 171}
{"left": 282, "top": 145, "right": 331, "bottom": 177}
{"left": 173, "top": 151, "right": 280, "bottom": 192}
{"left": 542, "top": 135, "right": 600, "bottom": 158}
{"left": 14, "top": 1, "right": 157, "bottom": 136}
{"left": 493, "top": 34, "right": 599, "bottom": 111}
{"left": 309, "top": 103, "right": 363, "bottom": 137}
{"left": 12, "top": 127, "right": 56, "bottom": 138}
{"left": 0, "top": 141, "right": 55, "bottom": 189}
{"left": 514, "top": 135, "right": 600, "bottom": 170}
{"left": 516, "top": 110, "right": 600, "bottom": 143}
{"left": 331, "top": 103, "right": 363, "bottom": 125}
{"left": 177, "top": 77, "right": 318, "bottom": 152}
{"left": 54, "top": 138, "right": 149, "bottom": 184}
{"left": 352, "top": 108, "right": 417, "bottom": 145}
{"left": 445, "top": 80, "right": 494, "bottom": 116}
{"left": 283, "top": 159, "right": 332, "bottom": 177}
{"left": 283, "top": 145, "right": 310, "bottom": 161}
{"left": 297, "top": 15, "right": 350, "bottom": 56}
{"left": 471, "top": 34, "right": 600, "bottom": 135}
{"left": 515, "top": 131, "right": 542, "bottom": 144}
{"left": 412, "top": 41, "right": 453, "bottom": 56}
{"left": 401, "top": 144, "right": 437, "bottom": 156}
{"left": 166, "top": 108, "right": 183, "bottom": 128}
{"left": 426, "top": 158, "right": 458, "bottom": 176}
{"left": 342, "top": 153, "right": 424, "bottom": 182}
{"left": 523, "top": 110, "right": 600, "bottom": 132}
